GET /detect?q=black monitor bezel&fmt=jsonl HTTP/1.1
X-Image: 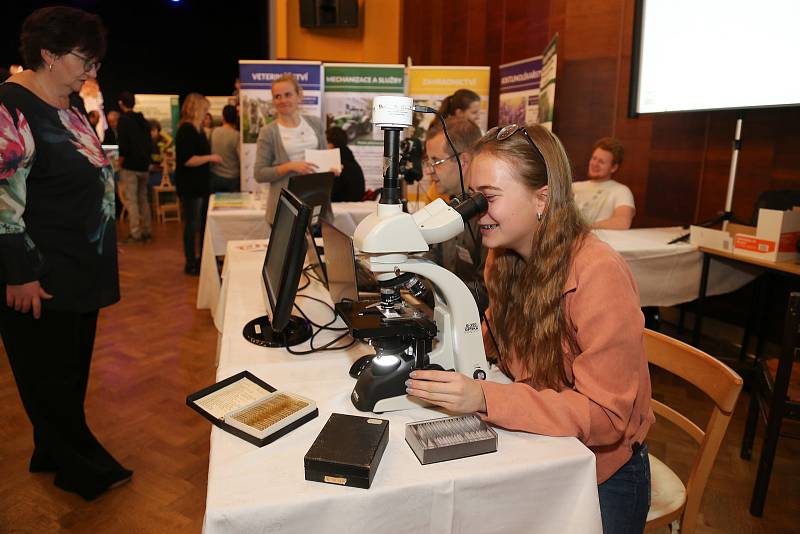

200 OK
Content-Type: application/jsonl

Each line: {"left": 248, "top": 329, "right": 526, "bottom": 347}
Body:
{"left": 288, "top": 172, "right": 335, "bottom": 224}
{"left": 263, "top": 189, "right": 312, "bottom": 332}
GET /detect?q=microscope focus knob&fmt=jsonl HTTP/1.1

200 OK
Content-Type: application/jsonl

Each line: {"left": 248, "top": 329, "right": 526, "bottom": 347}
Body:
{"left": 473, "top": 369, "right": 487, "bottom": 380}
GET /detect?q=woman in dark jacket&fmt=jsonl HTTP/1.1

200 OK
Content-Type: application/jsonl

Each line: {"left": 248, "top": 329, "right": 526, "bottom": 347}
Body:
{"left": 326, "top": 126, "right": 365, "bottom": 202}
{"left": 175, "top": 93, "right": 222, "bottom": 274}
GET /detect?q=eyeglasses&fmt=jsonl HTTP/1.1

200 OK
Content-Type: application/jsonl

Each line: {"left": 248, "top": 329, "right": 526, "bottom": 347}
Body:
{"left": 68, "top": 51, "right": 102, "bottom": 73}
{"left": 424, "top": 153, "right": 458, "bottom": 173}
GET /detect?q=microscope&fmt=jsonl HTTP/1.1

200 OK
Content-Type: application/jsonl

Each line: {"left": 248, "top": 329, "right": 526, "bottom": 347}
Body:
{"left": 345, "top": 96, "right": 490, "bottom": 413}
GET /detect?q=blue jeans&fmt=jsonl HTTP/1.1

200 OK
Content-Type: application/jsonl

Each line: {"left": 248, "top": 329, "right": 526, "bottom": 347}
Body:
{"left": 598, "top": 442, "right": 651, "bottom": 534}
{"left": 210, "top": 172, "right": 240, "bottom": 193}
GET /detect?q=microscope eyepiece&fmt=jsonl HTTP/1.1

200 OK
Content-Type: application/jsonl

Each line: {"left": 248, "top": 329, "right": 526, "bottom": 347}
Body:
{"left": 449, "top": 191, "right": 488, "bottom": 222}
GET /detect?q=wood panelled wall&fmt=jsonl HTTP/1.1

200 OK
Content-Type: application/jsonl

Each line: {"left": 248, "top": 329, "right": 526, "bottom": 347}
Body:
{"left": 402, "top": 0, "right": 800, "bottom": 227}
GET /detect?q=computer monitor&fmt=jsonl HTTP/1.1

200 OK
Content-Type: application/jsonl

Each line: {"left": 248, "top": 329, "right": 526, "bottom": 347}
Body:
{"left": 288, "top": 172, "right": 334, "bottom": 226}
{"left": 320, "top": 220, "right": 359, "bottom": 305}
{"left": 243, "top": 189, "right": 313, "bottom": 347}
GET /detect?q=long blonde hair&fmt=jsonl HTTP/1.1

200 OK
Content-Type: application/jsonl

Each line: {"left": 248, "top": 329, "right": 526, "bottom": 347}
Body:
{"left": 475, "top": 125, "right": 588, "bottom": 390}
{"left": 180, "top": 93, "right": 210, "bottom": 130}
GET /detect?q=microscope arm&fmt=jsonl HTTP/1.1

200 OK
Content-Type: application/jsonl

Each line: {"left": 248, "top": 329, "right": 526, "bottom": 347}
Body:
{"left": 368, "top": 255, "right": 489, "bottom": 379}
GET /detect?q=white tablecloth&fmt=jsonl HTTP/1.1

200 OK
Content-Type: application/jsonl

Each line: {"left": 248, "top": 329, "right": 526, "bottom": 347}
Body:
{"left": 204, "top": 243, "right": 603, "bottom": 534}
{"left": 595, "top": 227, "right": 758, "bottom": 307}
{"left": 197, "top": 193, "right": 377, "bottom": 318}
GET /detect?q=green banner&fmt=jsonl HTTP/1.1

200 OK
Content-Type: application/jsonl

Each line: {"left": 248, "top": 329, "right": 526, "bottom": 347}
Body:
{"left": 323, "top": 64, "right": 405, "bottom": 191}
{"left": 324, "top": 66, "right": 405, "bottom": 93}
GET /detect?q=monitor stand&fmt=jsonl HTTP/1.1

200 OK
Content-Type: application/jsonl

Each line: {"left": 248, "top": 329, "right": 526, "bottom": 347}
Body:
{"left": 242, "top": 315, "right": 312, "bottom": 347}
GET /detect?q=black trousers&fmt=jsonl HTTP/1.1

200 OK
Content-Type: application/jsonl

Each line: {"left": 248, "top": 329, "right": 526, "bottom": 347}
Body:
{"left": 0, "top": 304, "right": 127, "bottom": 497}
{"left": 180, "top": 195, "right": 208, "bottom": 266}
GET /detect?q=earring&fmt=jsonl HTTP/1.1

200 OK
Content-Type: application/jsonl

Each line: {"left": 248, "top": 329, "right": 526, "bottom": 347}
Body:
{"left": 48, "top": 63, "right": 53, "bottom": 71}
{"left": 536, "top": 212, "right": 543, "bottom": 222}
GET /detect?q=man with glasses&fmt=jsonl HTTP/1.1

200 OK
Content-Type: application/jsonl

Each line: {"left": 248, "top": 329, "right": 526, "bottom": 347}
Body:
{"left": 423, "top": 118, "right": 480, "bottom": 200}
{"left": 423, "top": 118, "right": 488, "bottom": 311}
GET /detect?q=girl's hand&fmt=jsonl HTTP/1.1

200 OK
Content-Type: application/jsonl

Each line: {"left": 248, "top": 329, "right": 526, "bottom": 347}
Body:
{"left": 406, "top": 369, "right": 487, "bottom": 413}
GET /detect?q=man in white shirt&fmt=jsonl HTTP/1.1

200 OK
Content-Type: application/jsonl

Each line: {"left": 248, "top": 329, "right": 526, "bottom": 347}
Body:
{"left": 572, "top": 137, "right": 635, "bottom": 229}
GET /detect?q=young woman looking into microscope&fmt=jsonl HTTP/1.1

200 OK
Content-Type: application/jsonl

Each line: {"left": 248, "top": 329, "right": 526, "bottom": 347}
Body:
{"left": 405, "top": 124, "right": 654, "bottom": 533}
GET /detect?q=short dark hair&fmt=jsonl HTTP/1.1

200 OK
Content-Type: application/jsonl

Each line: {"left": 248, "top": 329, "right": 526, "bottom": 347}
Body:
{"left": 425, "top": 117, "right": 482, "bottom": 156}
{"left": 222, "top": 105, "right": 237, "bottom": 125}
{"left": 326, "top": 126, "right": 348, "bottom": 149}
{"left": 148, "top": 119, "right": 162, "bottom": 132}
{"left": 19, "top": 7, "right": 107, "bottom": 71}
{"left": 118, "top": 91, "right": 135, "bottom": 109}
{"left": 592, "top": 137, "right": 624, "bottom": 166}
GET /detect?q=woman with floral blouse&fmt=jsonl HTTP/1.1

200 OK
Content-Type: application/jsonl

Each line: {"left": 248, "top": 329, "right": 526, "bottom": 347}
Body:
{"left": 0, "top": 6, "right": 132, "bottom": 500}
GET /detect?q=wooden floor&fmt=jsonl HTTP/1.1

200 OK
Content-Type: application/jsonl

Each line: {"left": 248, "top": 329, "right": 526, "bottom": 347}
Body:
{"left": 0, "top": 222, "right": 798, "bottom": 533}
{"left": 0, "top": 222, "right": 216, "bottom": 533}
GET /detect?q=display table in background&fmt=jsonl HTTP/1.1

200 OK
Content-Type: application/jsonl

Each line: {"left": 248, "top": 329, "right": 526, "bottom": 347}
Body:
{"left": 207, "top": 225, "right": 759, "bottom": 331}
{"left": 197, "top": 193, "right": 377, "bottom": 318}
{"left": 594, "top": 227, "right": 758, "bottom": 307}
{"left": 204, "top": 241, "right": 603, "bottom": 534}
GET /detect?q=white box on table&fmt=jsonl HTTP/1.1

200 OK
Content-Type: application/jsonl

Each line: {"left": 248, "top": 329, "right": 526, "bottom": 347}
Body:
{"left": 733, "top": 207, "right": 800, "bottom": 263}
{"left": 689, "top": 223, "right": 755, "bottom": 253}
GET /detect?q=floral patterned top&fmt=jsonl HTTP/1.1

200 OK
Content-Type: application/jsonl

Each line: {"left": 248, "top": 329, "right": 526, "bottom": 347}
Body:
{"left": 0, "top": 82, "right": 119, "bottom": 312}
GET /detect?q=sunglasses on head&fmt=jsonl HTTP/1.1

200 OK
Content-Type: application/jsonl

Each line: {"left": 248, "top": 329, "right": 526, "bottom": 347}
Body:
{"left": 491, "top": 123, "right": 549, "bottom": 181}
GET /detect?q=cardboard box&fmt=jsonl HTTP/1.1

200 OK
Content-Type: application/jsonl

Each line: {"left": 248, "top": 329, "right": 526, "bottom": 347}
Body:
{"left": 733, "top": 208, "right": 800, "bottom": 263}
{"left": 689, "top": 223, "right": 755, "bottom": 254}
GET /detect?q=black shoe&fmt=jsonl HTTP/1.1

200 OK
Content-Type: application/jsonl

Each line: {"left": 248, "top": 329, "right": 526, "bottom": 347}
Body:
{"left": 126, "top": 235, "right": 144, "bottom": 244}
{"left": 29, "top": 448, "right": 58, "bottom": 473}
{"left": 142, "top": 232, "right": 153, "bottom": 242}
{"left": 184, "top": 263, "right": 200, "bottom": 276}
{"left": 54, "top": 467, "right": 133, "bottom": 501}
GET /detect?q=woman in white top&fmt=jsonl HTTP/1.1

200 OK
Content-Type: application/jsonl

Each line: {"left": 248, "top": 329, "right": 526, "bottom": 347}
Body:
{"left": 253, "top": 73, "right": 326, "bottom": 224}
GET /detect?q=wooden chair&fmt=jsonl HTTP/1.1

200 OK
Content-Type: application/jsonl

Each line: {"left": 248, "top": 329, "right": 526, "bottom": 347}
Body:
{"left": 644, "top": 329, "right": 743, "bottom": 534}
{"left": 152, "top": 153, "right": 181, "bottom": 224}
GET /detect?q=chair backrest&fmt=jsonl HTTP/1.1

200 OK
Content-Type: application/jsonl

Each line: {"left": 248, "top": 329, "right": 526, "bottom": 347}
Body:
{"left": 643, "top": 329, "right": 743, "bottom": 533}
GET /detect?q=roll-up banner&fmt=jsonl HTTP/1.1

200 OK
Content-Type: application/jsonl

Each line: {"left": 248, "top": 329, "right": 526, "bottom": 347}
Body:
{"left": 238, "top": 60, "right": 323, "bottom": 192}
{"left": 498, "top": 57, "right": 543, "bottom": 127}
{"left": 498, "top": 34, "right": 558, "bottom": 131}
{"left": 405, "top": 66, "right": 491, "bottom": 199}
{"left": 406, "top": 66, "right": 490, "bottom": 134}
{"left": 135, "top": 94, "right": 179, "bottom": 137}
{"left": 323, "top": 63, "right": 405, "bottom": 192}
{"left": 538, "top": 34, "right": 558, "bottom": 131}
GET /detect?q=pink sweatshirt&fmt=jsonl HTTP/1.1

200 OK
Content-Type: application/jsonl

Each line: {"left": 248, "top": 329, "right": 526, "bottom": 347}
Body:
{"left": 480, "top": 234, "right": 655, "bottom": 484}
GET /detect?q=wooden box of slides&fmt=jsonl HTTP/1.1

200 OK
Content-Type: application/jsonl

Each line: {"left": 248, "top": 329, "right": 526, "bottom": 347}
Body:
{"left": 304, "top": 413, "right": 389, "bottom": 489}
